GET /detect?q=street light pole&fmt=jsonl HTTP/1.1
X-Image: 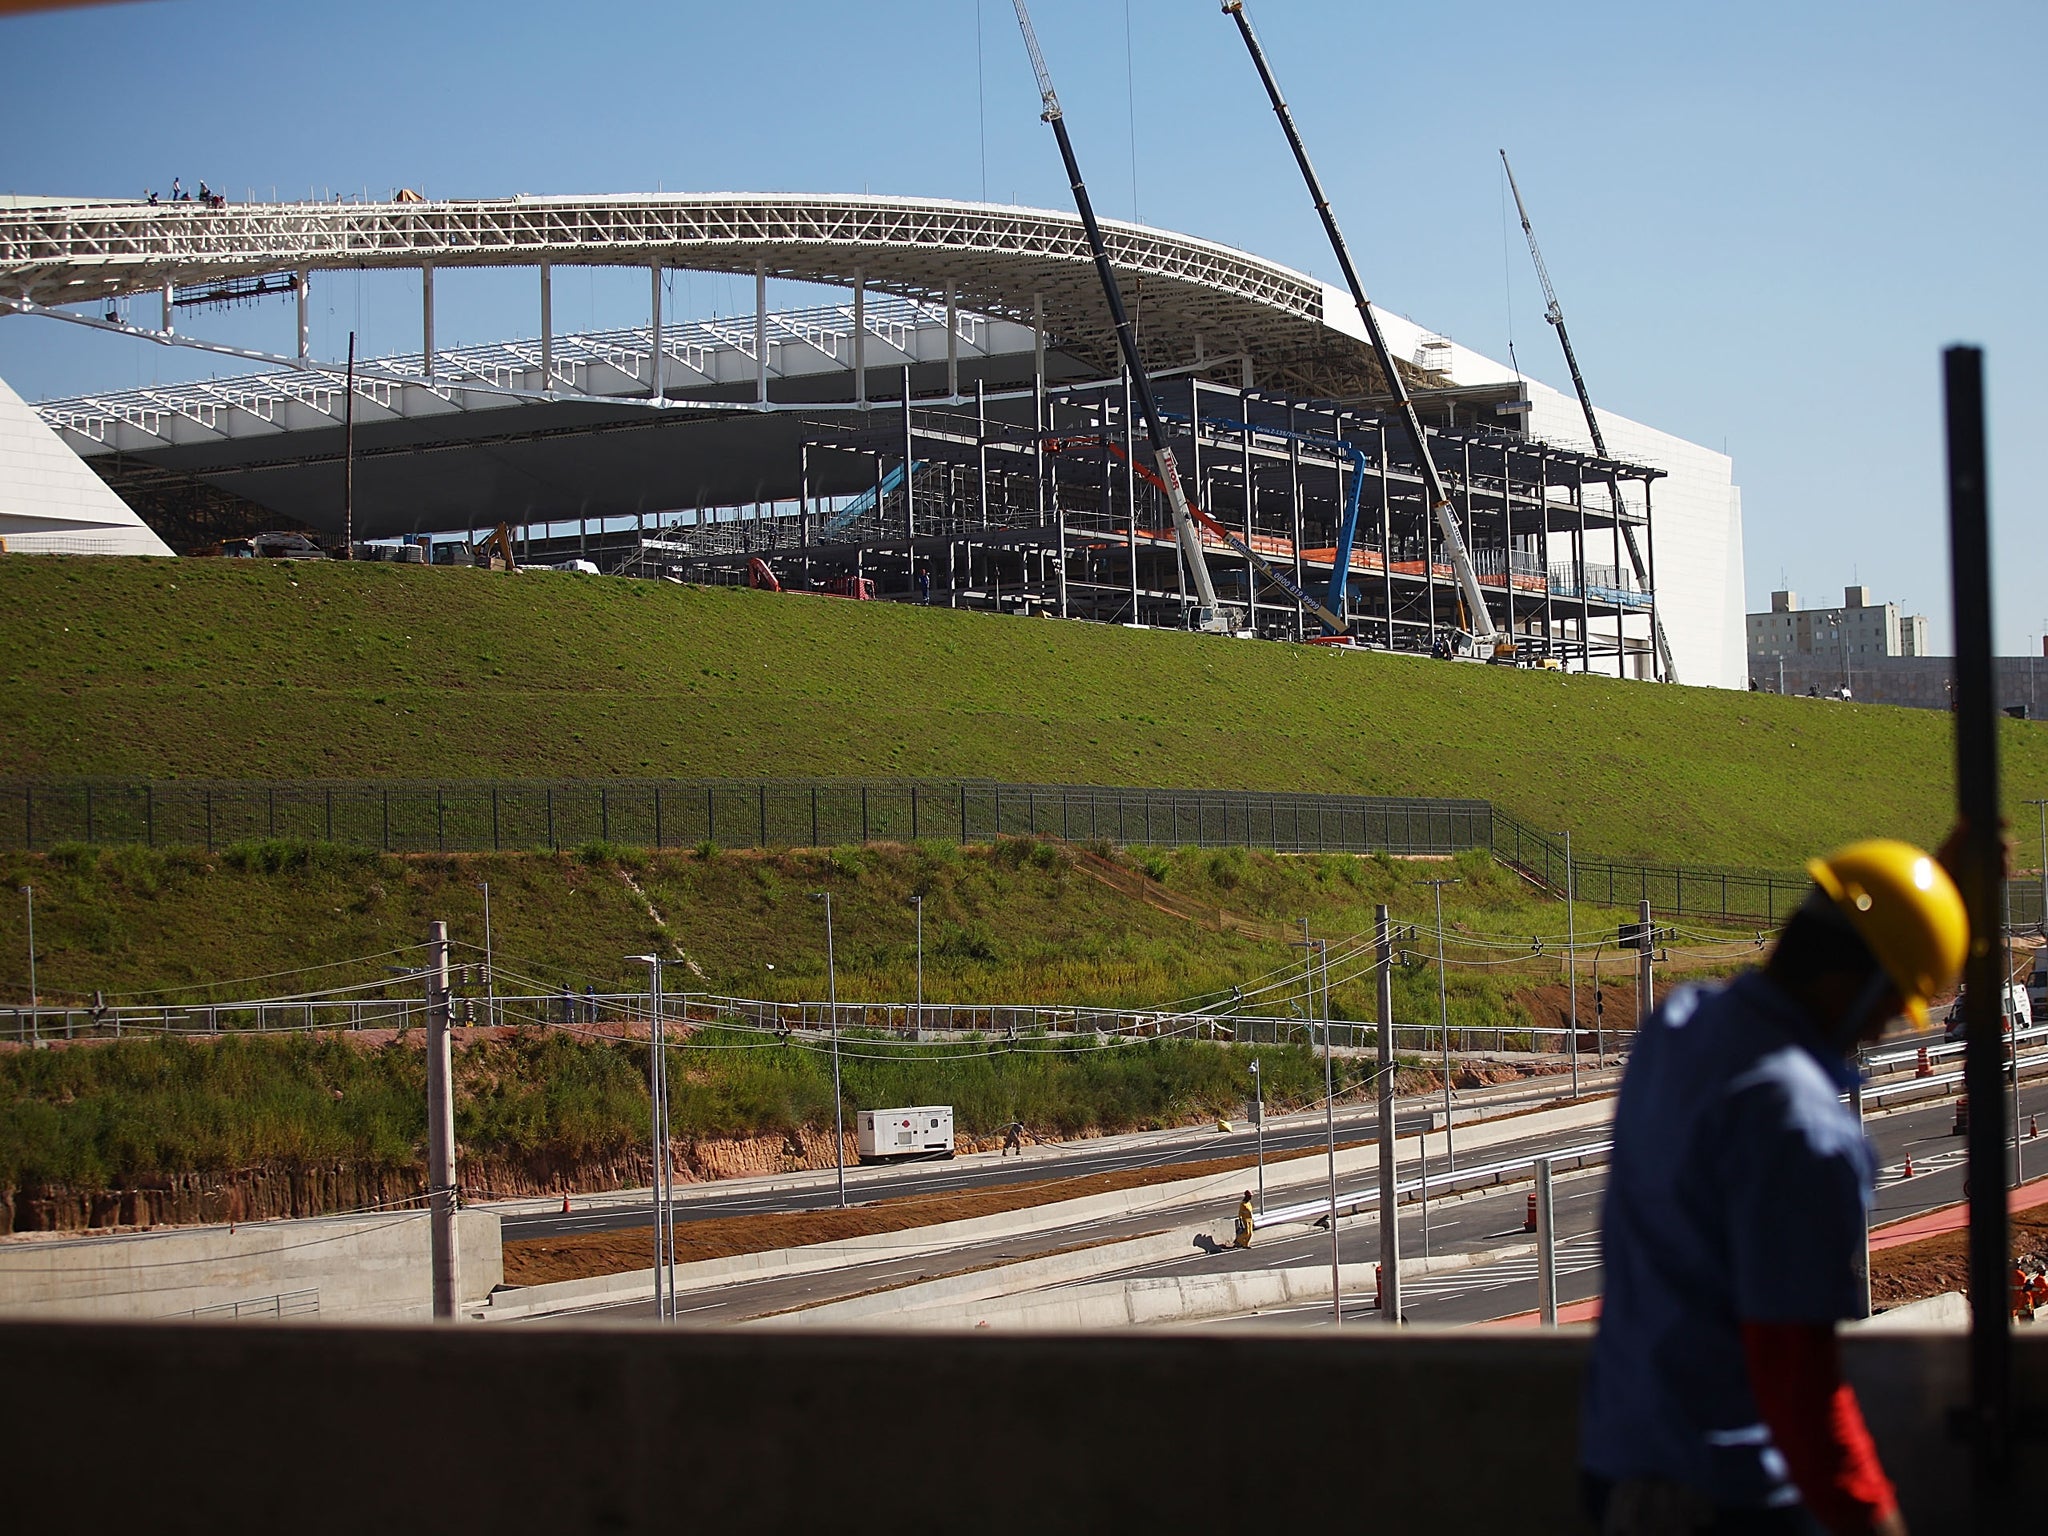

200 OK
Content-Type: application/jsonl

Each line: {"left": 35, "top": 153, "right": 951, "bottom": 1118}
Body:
{"left": 2025, "top": 799, "right": 2048, "bottom": 936}
{"left": 626, "top": 952, "right": 673, "bottom": 1321}
{"left": 1415, "top": 877, "right": 1462, "bottom": 1172}
{"left": 1563, "top": 830, "right": 1579, "bottom": 1098}
{"left": 814, "top": 892, "right": 846, "bottom": 1208}
{"left": 19, "top": 885, "right": 36, "bottom": 1029}
{"left": 1249, "top": 1058, "right": 1264, "bottom": 1213}
{"left": 911, "top": 892, "right": 924, "bottom": 1041}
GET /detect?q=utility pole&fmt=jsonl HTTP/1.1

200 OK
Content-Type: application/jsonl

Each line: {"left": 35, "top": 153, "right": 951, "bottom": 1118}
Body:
{"left": 1563, "top": 830, "right": 1578, "bottom": 1098}
{"left": 814, "top": 892, "right": 846, "bottom": 1208}
{"left": 478, "top": 881, "right": 495, "bottom": 1030}
{"left": 1534, "top": 1155, "right": 1557, "bottom": 1326}
{"left": 1636, "top": 898, "right": 1655, "bottom": 1026}
{"left": 1249, "top": 1058, "right": 1264, "bottom": 1213}
{"left": 343, "top": 331, "right": 356, "bottom": 557}
{"left": 425, "top": 920, "right": 459, "bottom": 1320}
{"left": 1415, "top": 877, "right": 1462, "bottom": 1171}
{"left": 1374, "top": 904, "right": 1401, "bottom": 1325}
{"left": 627, "top": 953, "right": 675, "bottom": 1322}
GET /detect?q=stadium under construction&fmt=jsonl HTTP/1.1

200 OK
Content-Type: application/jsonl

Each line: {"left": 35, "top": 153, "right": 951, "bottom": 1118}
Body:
{"left": 2, "top": 192, "right": 1744, "bottom": 684}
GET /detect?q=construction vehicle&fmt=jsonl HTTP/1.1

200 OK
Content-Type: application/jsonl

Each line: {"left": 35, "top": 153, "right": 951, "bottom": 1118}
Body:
{"left": 746, "top": 556, "right": 781, "bottom": 592}
{"left": 744, "top": 556, "right": 872, "bottom": 601}
{"left": 476, "top": 522, "right": 519, "bottom": 572}
{"left": 1009, "top": 1, "right": 1228, "bottom": 634}
{"left": 1500, "top": 149, "right": 1677, "bottom": 682}
{"left": 1222, "top": 2, "right": 1499, "bottom": 659}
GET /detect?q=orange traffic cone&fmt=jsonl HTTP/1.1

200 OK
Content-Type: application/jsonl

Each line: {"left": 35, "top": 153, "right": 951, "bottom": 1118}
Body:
{"left": 561, "top": 1193, "right": 572, "bottom": 1214}
{"left": 1915, "top": 1047, "right": 1933, "bottom": 1079}
{"left": 1901, "top": 1156, "right": 1914, "bottom": 1180}
{"left": 1374, "top": 1262, "right": 1385, "bottom": 1311}
{"left": 2031, "top": 1115, "right": 2039, "bottom": 1140}
{"left": 1524, "top": 1192, "right": 1538, "bottom": 1232}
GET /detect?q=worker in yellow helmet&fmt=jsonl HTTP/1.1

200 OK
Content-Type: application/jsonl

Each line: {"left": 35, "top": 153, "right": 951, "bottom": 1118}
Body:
{"left": 1581, "top": 838, "right": 1971, "bottom": 1535}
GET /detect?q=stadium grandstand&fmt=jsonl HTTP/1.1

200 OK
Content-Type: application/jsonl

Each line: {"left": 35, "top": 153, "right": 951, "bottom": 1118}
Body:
{"left": 0, "top": 192, "right": 1745, "bottom": 685}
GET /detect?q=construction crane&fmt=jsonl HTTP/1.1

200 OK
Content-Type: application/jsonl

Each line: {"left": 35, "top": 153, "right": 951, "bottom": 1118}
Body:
{"left": 1221, "top": 1, "right": 1502, "bottom": 656}
{"left": 1499, "top": 148, "right": 1678, "bottom": 682}
{"left": 1009, "top": 0, "right": 1226, "bottom": 633}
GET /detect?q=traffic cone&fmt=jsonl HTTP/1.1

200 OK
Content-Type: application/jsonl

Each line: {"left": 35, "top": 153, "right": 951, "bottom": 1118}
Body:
{"left": 1374, "top": 1263, "right": 1384, "bottom": 1311}
{"left": 1915, "top": 1047, "right": 1932, "bottom": 1079}
{"left": 2031, "top": 1115, "right": 2039, "bottom": 1140}
{"left": 1524, "top": 1191, "right": 1538, "bottom": 1232}
{"left": 561, "top": 1193, "right": 572, "bottom": 1215}
{"left": 1901, "top": 1156, "right": 1914, "bottom": 1180}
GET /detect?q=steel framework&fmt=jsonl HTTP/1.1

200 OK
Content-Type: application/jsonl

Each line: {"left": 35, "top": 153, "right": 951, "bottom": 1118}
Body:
{"left": 0, "top": 193, "right": 1390, "bottom": 396}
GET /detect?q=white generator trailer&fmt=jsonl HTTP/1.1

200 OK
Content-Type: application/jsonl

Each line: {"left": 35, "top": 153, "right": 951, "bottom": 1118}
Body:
{"left": 856, "top": 1105, "right": 955, "bottom": 1163}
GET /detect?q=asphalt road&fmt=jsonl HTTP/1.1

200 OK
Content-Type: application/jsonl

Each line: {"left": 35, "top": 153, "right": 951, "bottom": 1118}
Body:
{"left": 499, "top": 1098, "right": 1493, "bottom": 1242}
{"left": 1199, "top": 1074, "right": 2048, "bottom": 1329}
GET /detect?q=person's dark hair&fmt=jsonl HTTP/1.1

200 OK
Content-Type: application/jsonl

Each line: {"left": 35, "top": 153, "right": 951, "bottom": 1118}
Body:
{"left": 1767, "top": 888, "right": 1883, "bottom": 992}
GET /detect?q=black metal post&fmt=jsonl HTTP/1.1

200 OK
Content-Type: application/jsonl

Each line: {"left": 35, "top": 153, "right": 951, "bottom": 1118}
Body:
{"left": 1943, "top": 345, "right": 2011, "bottom": 1514}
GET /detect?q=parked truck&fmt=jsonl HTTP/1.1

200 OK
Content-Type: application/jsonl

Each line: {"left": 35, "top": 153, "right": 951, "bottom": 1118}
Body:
{"left": 856, "top": 1105, "right": 955, "bottom": 1164}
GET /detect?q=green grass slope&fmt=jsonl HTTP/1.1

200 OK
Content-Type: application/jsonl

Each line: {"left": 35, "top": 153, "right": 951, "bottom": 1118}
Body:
{"left": 4, "top": 557, "right": 2041, "bottom": 866}
{"left": 0, "top": 842, "right": 1665, "bottom": 1035}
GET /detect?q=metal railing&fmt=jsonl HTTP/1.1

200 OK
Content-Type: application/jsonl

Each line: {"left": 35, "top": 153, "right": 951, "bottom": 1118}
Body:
{"left": 0, "top": 988, "right": 1626, "bottom": 1058}
{"left": 0, "top": 778, "right": 1491, "bottom": 858}
{"left": 1255, "top": 1138, "right": 1615, "bottom": 1230}
{"left": 187, "top": 1288, "right": 320, "bottom": 1321}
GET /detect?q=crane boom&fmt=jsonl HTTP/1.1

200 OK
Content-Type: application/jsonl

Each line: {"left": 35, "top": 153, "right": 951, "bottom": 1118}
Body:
{"left": 1499, "top": 148, "right": 1678, "bottom": 682}
{"left": 1009, "top": 0, "right": 1224, "bottom": 630}
{"left": 1222, "top": 1, "right": 1496, "bottom": 646}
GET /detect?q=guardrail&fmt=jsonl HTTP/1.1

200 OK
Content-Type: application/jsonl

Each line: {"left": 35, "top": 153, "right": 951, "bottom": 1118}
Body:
{"left": 1255, "top": 1137, "right": 1615, "bottom": 1230}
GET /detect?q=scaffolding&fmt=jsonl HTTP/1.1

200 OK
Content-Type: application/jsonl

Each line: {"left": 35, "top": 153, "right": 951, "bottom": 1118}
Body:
{"left": 646, "top": 373, "right": 1666, "bottom": 677}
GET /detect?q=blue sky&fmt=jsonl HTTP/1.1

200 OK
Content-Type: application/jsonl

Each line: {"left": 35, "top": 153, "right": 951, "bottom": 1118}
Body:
{"left": 2, "top": 0, "right": 2042, "bottom": 654}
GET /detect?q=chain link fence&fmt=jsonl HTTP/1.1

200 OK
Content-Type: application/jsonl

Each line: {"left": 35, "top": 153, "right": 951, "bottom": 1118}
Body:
{"left": 4, "top": 777, "right": 2038, "bottom": 930}
{"left": 0, "top": 778, "right": 1490, "bottom": 859}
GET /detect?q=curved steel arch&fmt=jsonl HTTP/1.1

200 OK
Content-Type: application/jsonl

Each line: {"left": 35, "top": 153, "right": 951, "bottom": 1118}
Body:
{"left": 0, "top": 192, "right": 1388, "bottom": 395}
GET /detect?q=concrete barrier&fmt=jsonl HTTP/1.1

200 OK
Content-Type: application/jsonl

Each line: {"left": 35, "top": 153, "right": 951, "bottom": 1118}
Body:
{"left": 0, "top": 1321, "right": 2033, "bottom": 1533}
{"left": 0, "top": 1209, "right": 502, "bottom": 1322}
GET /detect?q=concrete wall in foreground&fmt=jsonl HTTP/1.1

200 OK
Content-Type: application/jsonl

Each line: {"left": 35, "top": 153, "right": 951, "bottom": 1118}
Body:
{"left": 0, "top": 1322, "right": 2033, "bottom": 1533}
{"left": 0, "top": 1209, "right": 501, "bottom": 1322}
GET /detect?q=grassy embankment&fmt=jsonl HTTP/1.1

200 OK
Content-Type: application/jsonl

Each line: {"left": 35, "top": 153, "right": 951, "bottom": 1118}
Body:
{"left": 6, "top": 555, "right": 2036, "bottom": 1222}
{"left": 1, "top": 842, "right": 1699, "bottom": 1225}
{"left": 5, "top": 557, "right": 2044, "bottom": 867}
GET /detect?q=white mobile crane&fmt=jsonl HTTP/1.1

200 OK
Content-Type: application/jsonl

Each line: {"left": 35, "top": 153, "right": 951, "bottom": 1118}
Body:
{"left": 1500, "top": 149, "right": 1678, "bottom": 682}
{"left": 1221, "top": 2, "right": 1504, "bottom": 661}
{"left": 1009, "top": 3, "right": 1361, "bottom": 638}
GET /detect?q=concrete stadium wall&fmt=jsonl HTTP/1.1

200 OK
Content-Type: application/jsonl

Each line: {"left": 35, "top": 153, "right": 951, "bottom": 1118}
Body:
{"left": 0, "top": 1321, "right": 2033, "bottom": 1532}
{"left": 0, "top": 1209, "right": 502, "bottom": 1322}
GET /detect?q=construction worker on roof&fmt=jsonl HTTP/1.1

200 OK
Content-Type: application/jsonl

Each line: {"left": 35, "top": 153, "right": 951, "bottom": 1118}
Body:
{"left": 1580, "top": 837, "right": 1973, "bottom": 1536}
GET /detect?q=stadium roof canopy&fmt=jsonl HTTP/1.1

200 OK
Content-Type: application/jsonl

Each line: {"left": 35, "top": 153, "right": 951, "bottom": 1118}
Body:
{"left": 0, "top": 192, "right": 1402, "bottom": 398}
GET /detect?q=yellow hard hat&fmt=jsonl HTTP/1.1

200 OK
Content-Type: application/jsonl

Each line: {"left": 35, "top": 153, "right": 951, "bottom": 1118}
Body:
{"left": 1804, "top": 839, "right": 1968, "bottom": 1029}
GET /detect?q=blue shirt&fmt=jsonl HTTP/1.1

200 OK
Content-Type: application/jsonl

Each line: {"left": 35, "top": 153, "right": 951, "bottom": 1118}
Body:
{"left": 1579, "top": 972, "right": 1875, "bottom": 1508}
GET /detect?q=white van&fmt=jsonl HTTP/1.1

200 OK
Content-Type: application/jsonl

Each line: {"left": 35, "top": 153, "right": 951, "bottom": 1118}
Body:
{"left": 1945, "top": 979, "right": 2033, "bottom": 1041}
